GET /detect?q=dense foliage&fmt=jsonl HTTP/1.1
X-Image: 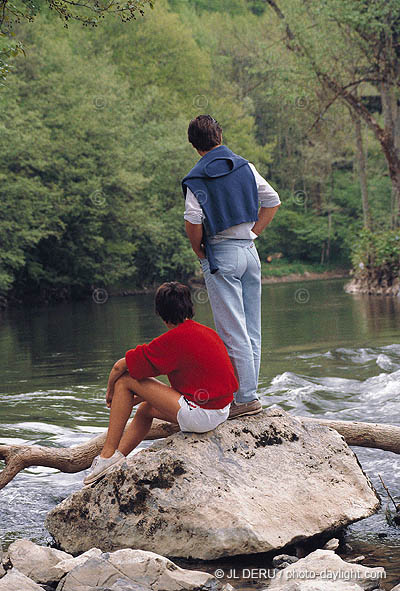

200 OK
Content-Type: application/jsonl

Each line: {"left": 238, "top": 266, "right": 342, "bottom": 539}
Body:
{"left": 0, "top": 0, "right": 395, "bottom": 303}
{"left": 351, "top": 230, "right": 400, "bottom": 288}
{"left": 0, "top": 0, "right": 153, "bottom": 83}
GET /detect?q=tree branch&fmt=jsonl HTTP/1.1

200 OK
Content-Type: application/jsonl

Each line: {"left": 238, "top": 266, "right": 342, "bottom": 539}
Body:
{"left": 262, "top": 0, "right": 400, "bottom": 174}
{"left": 1, "top": 416, "right": 400, "bottom": 491}
{"left": 0, "top": 419, "right": 179, "bottom": 490}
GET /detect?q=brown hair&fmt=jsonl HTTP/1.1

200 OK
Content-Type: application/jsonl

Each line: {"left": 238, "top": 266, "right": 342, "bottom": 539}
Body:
{"left": 188, "top": 115, "right": 222, "bottom": 152}
{"left": 155, "top": 282, "right": 194, "bottom": 325}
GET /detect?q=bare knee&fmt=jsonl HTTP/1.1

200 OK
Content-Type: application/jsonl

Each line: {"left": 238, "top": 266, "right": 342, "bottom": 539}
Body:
{"left": 115, "top": 373, "right": 138, "bottom": 392}
{"left": 136, "top": 401, "right": 154, "bottom": 418}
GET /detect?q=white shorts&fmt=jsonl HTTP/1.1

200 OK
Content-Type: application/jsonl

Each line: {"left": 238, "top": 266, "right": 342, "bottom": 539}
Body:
{"left": 177, "top": 396, "right": 230, "bottom": 433}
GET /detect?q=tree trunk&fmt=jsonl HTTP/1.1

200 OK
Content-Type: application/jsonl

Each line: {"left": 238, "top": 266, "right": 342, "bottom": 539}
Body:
{"left": 264, "top": 0, "right": 400, "bottom": 228}
{"left": 1, "top": 415, "right": 400, "bottom": 491}
{"left": 325, "top": 80, "right": 400, "bottom": 227}
{"left": 0, "top": 420, "right": 179, "bottom": 491}
{"left": 299, "top": 416, "right": 400, "bottom": 454}
{"left": 353, "top": 112, "right": 371, "bottom": 230}
{"left": 380, "top": 81, "right": 400, "bottom": 228}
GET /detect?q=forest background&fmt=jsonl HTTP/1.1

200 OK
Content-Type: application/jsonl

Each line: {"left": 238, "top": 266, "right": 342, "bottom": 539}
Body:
{"left": 1, "top": 0, "right": 398, "bottom": 304}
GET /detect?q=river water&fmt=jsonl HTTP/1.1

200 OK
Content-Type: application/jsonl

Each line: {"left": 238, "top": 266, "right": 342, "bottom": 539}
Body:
{"left": 0, "top": 278, "right": 399, "bottom": 588}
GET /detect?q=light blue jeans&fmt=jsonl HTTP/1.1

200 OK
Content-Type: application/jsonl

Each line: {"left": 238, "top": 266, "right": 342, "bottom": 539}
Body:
{"left": 200, "top": 239, "right": 261, "bottom": 404}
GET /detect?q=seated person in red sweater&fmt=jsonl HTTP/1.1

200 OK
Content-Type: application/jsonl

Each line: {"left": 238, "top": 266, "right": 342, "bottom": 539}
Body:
{"left": 84, "top": 281, "right": 238, "bottom": 485}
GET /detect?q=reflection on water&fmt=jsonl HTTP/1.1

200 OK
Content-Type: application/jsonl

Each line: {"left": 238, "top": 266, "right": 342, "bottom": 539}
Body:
{"left": 0, "top": 279, "right": 400, "bottom": 588}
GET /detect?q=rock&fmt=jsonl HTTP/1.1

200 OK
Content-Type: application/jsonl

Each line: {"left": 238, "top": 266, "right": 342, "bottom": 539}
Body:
{"left": 268, "top": 549, "right": 385, "bottom": 590}
{"left": 100, "top": 579, "right": 154, "bottom": 591}
{"left": 0, "top": 568, "right": 45, "bottom": 590}
{"left": 97, "top": 582, "right": 234, "bottom": 591}
{"left": 345, "top": 544, "right": 354, "bottom": 552}
{"left": 6, "top": 539, "right": 72, "bottom": 585}
{"left": 348, "top": 556, "right": 366, "bottom": 563}
{"left": 52, "top": 548, "right": 103, "bottom": 580}
{"left": 56, "top": 548, "right": 220, "bottom": 591}
{"left": 323, "top": 538, "right": 339, "bottom": 551}
{"left": 46, "top": 409, "right": 380, "bottom": 559}
{"left": 344, "top": 277, "right": 400, "bottom": 297}
{"left": 267, "top": 583, "right": 370, "bottom": 591}
{"left": 272, "top": 554, "right": 299, "bottom": 569}
{"left": 0, "top": 548, "right": 4, "bottom": 578}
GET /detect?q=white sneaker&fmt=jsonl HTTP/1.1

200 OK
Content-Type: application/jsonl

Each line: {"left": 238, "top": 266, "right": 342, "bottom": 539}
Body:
{"left": 83, "top": 450, "right": 125, "bottom": 486}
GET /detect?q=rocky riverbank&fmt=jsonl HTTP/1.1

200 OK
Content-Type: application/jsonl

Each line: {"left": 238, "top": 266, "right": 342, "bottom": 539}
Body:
{"left": 0, "top": 538, "right": 396, "bottom": 591}
{"left": 345, "top": 276, "right": 400, "bottom": 296}
{"left": 0, "top": 539, "right": 231, "bottom": 591}
{"left": 261, "top": 269, "right": 349, "bottom": 284}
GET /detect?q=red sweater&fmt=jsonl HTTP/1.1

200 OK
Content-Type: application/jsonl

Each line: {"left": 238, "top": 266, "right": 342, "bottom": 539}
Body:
{"left": 125, "top": 319, "right": 237, "bottom": 409}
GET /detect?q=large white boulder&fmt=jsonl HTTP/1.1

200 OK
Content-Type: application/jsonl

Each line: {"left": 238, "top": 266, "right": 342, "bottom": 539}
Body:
{"left": 46, "top": 409, "right": 380, "bottom": 559}
{"left": 6, "top": 539, "right": 72, "bottom": 585}
{"left": 268, "top": 549, "right": 385, "bottom": 590}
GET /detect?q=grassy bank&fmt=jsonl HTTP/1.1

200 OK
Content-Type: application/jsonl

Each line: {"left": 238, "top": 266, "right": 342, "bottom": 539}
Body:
{"left": 261, "top": 259, "right": 350, "bottom": 282}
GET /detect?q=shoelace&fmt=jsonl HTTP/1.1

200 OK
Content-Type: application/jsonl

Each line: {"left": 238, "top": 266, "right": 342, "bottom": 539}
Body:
{"left": 90, "top": 456, "right": 99, "bottom": 469}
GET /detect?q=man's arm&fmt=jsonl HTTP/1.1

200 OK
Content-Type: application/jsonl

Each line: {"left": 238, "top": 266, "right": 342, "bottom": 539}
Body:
{"left": 185, "top": 221, "right": 206, "bottom": 259}
{"left": 184, "top": 188, "right": 206, "bottom": 259}
{"left": 106, "top": 357, "right": 128, "bottom": 407}
{"left": 252, "top": 204, "right": 280, "bottom": 236}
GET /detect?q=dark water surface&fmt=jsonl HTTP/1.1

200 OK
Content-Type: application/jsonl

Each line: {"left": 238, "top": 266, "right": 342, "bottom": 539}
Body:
{"left": 0, "top": 279, "right": 400, "bottom": 588}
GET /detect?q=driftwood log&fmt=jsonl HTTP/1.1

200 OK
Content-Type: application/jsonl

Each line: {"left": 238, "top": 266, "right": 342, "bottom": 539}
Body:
{"left": 0, "top": 416, "right": 400, "bottom": 490}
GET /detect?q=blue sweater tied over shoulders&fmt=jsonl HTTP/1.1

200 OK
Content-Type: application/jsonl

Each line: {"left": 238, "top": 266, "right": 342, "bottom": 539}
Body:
{"left": 182, "top": 145, "right": 258, "bottom": 273}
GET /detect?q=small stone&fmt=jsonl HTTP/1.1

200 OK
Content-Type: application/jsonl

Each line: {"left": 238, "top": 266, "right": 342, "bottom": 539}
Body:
{"left": 322, "top": 538, "right": 339, "bottom": 551}
{"left": 277, "top": 562, "right": 291, "bottom": 570}
{"left": 347, "top": 555, "right": 366, "bottom": 563}
{"left": 272, "top": 554, "right": 299, "bottom": 568}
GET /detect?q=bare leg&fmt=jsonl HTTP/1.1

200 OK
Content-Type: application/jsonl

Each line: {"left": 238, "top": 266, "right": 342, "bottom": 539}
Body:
{"left": 118, "top": 402, "right": 173, "bottom": 456}
{"left": 101, "top": 374, "right": 181, "bottom": 459}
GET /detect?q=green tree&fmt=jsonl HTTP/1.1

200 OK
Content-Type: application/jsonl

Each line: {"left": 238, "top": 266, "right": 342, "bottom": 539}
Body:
{"left": 0, "top": 20, "right": 145, "bottom": 299}
{"left": 262, "top": 0, "right": 400, "bottom": 226}
{"left": 0, "top": 0, "right": 153, "bottom": 83}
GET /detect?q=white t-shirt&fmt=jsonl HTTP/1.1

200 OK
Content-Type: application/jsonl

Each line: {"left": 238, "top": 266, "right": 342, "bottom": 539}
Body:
{"left": 183, "top": 163, "right": 281, "bottom": 242}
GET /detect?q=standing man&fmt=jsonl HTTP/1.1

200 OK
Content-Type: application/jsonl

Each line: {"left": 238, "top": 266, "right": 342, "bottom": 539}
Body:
{"left": 182, "top": 115, "right": 281, "bottom": 419}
